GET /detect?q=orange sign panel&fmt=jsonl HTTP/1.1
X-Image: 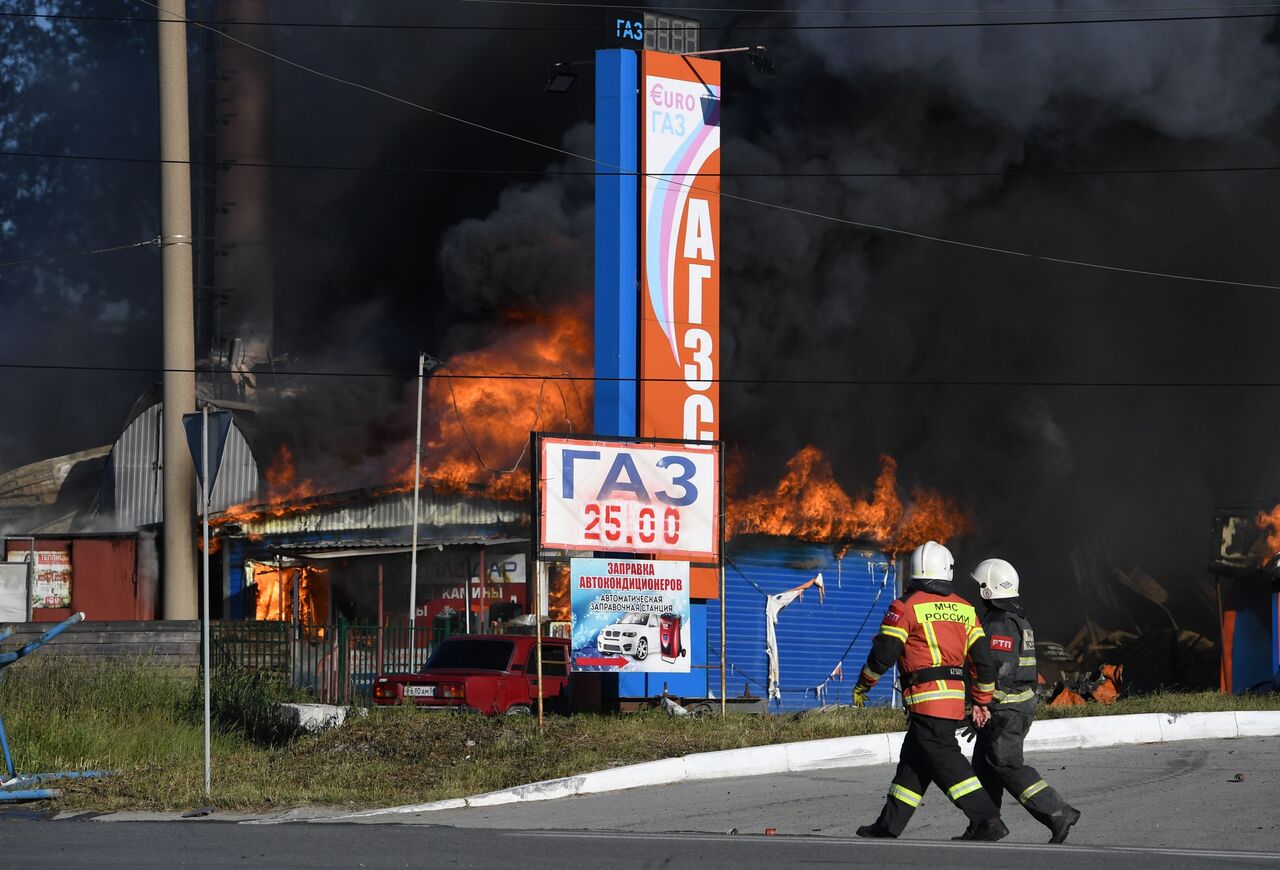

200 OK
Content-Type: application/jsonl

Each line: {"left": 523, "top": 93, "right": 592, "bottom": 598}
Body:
{"left": 639, "top": 51, "right": 721, "bottom": 598}
{"left": 639, "top": 51, "right": 720, "bottom": 444}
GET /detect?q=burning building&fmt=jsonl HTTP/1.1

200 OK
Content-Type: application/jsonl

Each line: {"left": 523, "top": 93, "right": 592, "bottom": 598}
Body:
{"left": 211, "top": 481, "right": 528, "bottom": 633}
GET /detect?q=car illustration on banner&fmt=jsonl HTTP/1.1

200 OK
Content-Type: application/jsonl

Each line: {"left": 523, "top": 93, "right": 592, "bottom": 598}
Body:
{"left": 599, "top": 612, "right": 659, "bottom": 660}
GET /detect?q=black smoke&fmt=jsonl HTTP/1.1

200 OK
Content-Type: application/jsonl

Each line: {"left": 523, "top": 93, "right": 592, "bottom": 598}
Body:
{"left": 6, "top": 2, "right": 1280, "bottom": 642}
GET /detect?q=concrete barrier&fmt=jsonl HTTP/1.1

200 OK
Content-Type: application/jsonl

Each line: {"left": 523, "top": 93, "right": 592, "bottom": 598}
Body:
{"left": 335, "top": 709, "right": 1280, "bottom": 820}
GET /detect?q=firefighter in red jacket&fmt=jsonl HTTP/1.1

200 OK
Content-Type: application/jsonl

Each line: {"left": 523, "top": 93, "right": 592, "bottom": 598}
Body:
{"left": 853, "top": 540, "right": 1008, "bottom": 842}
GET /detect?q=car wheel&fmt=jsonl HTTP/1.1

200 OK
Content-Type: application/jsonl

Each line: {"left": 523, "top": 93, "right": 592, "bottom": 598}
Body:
{"left": 506, "top": 704, "right": 532, "bottom": 716}
{"left": 635, "top": 638, "right": 648, "bottom": 661}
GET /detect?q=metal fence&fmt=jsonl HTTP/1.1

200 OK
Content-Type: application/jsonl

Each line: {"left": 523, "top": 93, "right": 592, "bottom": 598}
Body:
{"left": 211, "top": 620, "right": 453, "bottom": 705}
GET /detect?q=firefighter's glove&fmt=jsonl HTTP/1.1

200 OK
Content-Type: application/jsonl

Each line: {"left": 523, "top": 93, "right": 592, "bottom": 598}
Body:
{"left": 960, "top": 719, "right": 977, "bottom": 743}
{"left": 853, "top": 683, "right": 870, "bottom": 708}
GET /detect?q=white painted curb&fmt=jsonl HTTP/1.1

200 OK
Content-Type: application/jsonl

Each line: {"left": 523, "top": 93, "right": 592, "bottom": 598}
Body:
{"left": 334, "top": 710, "right": 1280, "bottom": 820}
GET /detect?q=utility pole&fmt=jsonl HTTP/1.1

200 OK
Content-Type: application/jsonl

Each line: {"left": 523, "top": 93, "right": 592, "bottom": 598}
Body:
{"left": 158, "top": 0, "right": 198, "bottom": 619}
{"left": 409, "top": 352, "right": 425, "bottom": 650}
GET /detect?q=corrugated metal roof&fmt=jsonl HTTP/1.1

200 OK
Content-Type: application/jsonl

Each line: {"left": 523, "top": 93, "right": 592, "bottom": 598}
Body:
{"left": 108, "top": 403, "right": 259, "bottom": 529}
{"left": 271, "top": 537, "right": 527, "bottom": 559}
{"left": 225, "top": 486, "right": 524, "bottom": 537}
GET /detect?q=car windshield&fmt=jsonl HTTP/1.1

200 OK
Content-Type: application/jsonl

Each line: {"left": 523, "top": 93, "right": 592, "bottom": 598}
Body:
{"left": 619, "top": 613, "right": 649, "bottom": 625}
{"left": 422, "top": 640, "right": 514, "bottom": 672}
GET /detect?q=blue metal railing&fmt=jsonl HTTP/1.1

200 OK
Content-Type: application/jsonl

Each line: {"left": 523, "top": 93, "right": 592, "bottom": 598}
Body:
{"left": 0, "top": 613, "right": 112, "bottom": 801}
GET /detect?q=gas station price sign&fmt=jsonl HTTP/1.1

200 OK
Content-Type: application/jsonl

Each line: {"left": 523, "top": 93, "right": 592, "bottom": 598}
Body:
{"left": 536, "top": 435, "right": 720, "bottom": 563}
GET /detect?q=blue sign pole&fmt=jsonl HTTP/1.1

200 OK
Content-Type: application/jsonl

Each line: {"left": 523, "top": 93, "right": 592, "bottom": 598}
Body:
{"left": 593, "top": 49, "right": 638, "bottom": 439}
{"left": 592, "top": 48, "right": 639, "bottom": 708}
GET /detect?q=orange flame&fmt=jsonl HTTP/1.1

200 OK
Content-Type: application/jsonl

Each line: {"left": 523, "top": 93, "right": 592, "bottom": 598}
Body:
{"left": 727, "top": 447, "right": 970, "bottom": 553}
{"left": 213, "top": 304, "right": 591, "bottom": 525}
{"left": 252, "top": 563, "right": 330, "bottom": 626}
{"left": 263, "top": 446, "right": 319, "bottom": 502}
{"left": 548, "top": 562, "right": 571, "bottom": 622}
{"left": 214, "top": 445, "right": 321, "bottom": 526}
{"left": 403, "top": 304, "right": 593, "bottom": 500}
{"left": 1257, "top": 505, "right": 1280, "bottom": 563}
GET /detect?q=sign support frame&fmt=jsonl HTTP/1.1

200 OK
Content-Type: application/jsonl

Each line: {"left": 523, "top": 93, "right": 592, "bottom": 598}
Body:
{"left": 530, "top": 430, "right": 724, "bottom": 713}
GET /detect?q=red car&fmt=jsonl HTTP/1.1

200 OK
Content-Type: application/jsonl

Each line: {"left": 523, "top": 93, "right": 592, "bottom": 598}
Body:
{"left": 372, "top": 634, "right": 570, "bottom": 715}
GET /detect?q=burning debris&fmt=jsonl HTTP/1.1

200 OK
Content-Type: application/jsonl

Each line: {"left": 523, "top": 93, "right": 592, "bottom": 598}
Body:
{"left": 727, "top": 448, "right": 970, "bottom": 553}
{"left": 1032, "top": 539, "right": 1221, "bottom": 702}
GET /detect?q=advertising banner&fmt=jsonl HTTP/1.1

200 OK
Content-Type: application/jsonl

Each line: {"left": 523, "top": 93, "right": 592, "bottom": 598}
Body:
{"left": 538, "top": 436, "right": 719, "bottom": 562}
{"left": 0, "top": 561, "right": 31, "bottom": 622}
{"left": 30, "top": 549, "right": 71, "bottom": 609}
{"left": 639, "top": 50, "right": 720, "bottom": 444}
{"left": 569, "top": 557, "right": 690, "bottom": 672}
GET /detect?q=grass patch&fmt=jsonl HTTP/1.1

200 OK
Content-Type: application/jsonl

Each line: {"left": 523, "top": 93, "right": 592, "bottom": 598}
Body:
{"left": 182, "top": 665, "right": 311, "bottom": 746}
{"left": 1, "top": 660, "right": 1276, "bottom": 812}
{"left": 1036, "top": 690, "right": 1280, "bottom": 718}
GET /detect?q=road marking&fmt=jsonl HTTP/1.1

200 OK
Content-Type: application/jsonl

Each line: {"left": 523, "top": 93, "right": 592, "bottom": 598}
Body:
{"left": 511, "top": 830, "right": 1280, "bottom": 862}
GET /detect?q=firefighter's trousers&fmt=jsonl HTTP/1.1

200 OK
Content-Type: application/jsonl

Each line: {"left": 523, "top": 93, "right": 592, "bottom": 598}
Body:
{"left": 973, "top": 708, "right": 1073, "bottom": 827}
{"left": 872, "top": 713, "right": 1000, "bottom": 836}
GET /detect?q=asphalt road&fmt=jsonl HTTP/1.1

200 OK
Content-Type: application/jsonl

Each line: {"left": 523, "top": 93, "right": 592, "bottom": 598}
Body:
{"left": 341, "top": 735, "right": 1280, "bottom": 850}
{"left": 0, "top": 822, "right": 1277, "bottom": 869}
{"left": 1, "top": 737, "right": 1277, "bottom": 868}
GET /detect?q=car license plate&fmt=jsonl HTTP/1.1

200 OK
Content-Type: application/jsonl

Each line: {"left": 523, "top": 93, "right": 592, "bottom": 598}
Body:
{"left": 404, "top": 685, "right": 436, "bottom": 697}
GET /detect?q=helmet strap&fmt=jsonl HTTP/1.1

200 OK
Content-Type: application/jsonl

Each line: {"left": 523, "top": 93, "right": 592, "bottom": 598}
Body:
{"left": 985, "top": 596, "right": 1024, "bottom": 615}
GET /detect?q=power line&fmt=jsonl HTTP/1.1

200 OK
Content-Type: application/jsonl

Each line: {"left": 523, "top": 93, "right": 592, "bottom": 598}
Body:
{"left": 7, "top": 7, "right": 1280, "bottom": 30}
{"left": 0, "top": 237, "right": 160, "bottom": 269}
{"left": 7, "top": 148, "right": 1280, "bottom": 178}
{"left": 1, "top": 360, "right": 1279, "bottom": 389}
{"left": 456, "top": 0, "right": 1280, "bottom": 13}
{"left": 130, "top": 0, "right": 1280, "bottom": 293}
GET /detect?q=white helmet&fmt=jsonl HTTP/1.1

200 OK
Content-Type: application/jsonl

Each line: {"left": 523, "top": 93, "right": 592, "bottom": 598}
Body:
{"left": 909, "top": 541, "right": 954, "bottom": 583}
{"left": 972, "top": 558, "right": 1020, "bottom": 600}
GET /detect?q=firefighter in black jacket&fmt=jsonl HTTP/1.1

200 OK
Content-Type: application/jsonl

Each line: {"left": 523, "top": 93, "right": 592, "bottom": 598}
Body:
{"left": 960, "top": 558, "right": 1081, "bottom": 844}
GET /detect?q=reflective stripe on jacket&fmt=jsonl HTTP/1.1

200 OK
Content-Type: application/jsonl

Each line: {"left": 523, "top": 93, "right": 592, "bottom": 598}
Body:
{"left": 979, "top": 607, "right": 1038, "bottom": 713}
{"left": 857, "top": 589, "right": 995, "bottom": 720}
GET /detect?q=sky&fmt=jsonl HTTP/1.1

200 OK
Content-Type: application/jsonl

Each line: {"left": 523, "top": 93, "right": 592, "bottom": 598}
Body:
{"left": 3, "top": 1, "right": 1280, "bottom": 636}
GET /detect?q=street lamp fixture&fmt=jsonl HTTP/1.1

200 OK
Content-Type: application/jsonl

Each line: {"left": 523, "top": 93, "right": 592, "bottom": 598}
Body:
{"left": 683, "top": 45, "right": 777, "bottom": 77}
{"left": 544, "top": 62, "right": 579, "bottom": 94}
{"left": 546, "top": 45, "right": 775, "bottom": 96}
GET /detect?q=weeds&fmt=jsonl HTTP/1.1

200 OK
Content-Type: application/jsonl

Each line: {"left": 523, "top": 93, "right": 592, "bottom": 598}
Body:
{"left": 182, "top": 666, "right": 308, "bottom": 746}
{"left": 0, "top": 660, "right": 1275, "bottom": 812}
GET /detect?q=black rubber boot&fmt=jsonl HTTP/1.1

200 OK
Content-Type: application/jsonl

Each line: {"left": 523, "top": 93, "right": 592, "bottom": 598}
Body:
{"left": 951, "top": 821, "right": 978, "bottom": 841}
{"left": 1048, "top": 807, "right": 1081, "bottom": 844}
{"left": 856, "top": 822, "right": 897, "bottom": 839}
{"left": 967, "top": 817, "right": 1010, "bottom": 842}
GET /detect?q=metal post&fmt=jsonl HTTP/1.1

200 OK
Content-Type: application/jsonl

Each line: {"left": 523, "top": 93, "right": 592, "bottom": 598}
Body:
{"left": 158, "top": 0, "right": 198, "bottom": 620}
{"left": 478, "top": 547, "right": 486, "bottom": 633}
{"left": 535, "top": 561, "right": 545, "bottom": 729}
{"left": 409, "top": 352, "right": 425, "bottom": 651}
{"left": 719, "top": 443, "right": 726, "bottom": 717}
{"left": 377, "top": 563, "right": 384, "bottom": 676}
{"left": 201, "top": 406, "right": 211, "bottom": 798}
{"left": 1215, "top": 577, "right": 1227, "bottom": 694}
{"left": 719, "top": 564, "right": 726, "bottom": 718}
{"left": 465, "top": 571, "right": 473, "bottom": 636}
{"left": 274, "top": 553, "right": 285, "bottom": 634}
